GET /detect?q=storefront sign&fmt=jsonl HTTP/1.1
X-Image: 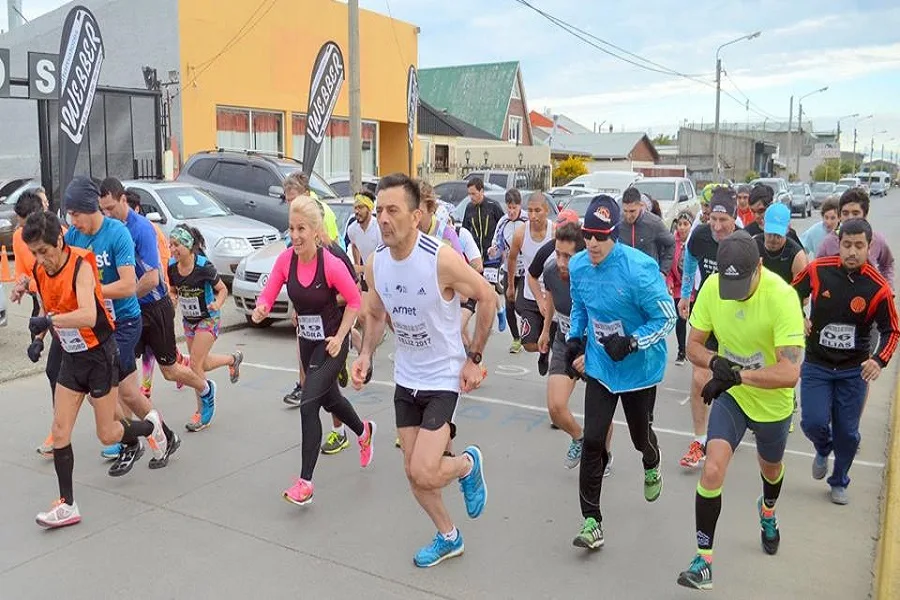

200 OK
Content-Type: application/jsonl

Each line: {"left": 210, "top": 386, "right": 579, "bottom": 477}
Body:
{"left": 28, "top": 53, "right": 59, "bottom": 100}
{"left": 302, "top": 41, "right": 345, "bottom": 177}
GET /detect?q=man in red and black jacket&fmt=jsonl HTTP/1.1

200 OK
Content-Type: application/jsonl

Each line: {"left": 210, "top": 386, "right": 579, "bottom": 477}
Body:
{"left": 792, "top": 218, "right": 899, "bottom": 506}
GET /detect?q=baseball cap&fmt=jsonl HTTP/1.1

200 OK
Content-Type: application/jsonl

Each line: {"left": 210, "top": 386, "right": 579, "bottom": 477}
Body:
{"left": 709, "top": 187, "right": 737, "bottom": 218}
{"left": 557, "top": 208, "right": 580, "bottom": 226}
{"left": 763, "top": 203, "right": 790, "bottom": 237}
{"left": 583, "top": 195, "right": 619, "bottom": 235}
{"left": 717, "top": 230, "right": 761, "bottom": 301}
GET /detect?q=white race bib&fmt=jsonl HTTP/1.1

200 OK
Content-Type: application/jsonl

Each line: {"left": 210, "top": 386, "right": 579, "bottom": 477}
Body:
{"left": 723, "top": 348, "right": 765, "bottom": 371}
{"left": 592, "top": 319, "right": 624, "bottom": 343}
{"left": 297, "top": 315, "right": 326, "bottom": 341}
{"left": 483, "top": 267, "right": 499, "bottom": 284}
{"left": 56, "top": 327, "right": 89, "bottom": 353}
{"left": 558, "top": 313, "right": 571, "bottom": 337}
{"left": 179, "top": 296, "right": 203, "bottom": 318}
{"left": 103, "top": 298, "right": 116, "bottom": 322}
{"left": 820, "top": 323, "right": 856, "bottom": 350}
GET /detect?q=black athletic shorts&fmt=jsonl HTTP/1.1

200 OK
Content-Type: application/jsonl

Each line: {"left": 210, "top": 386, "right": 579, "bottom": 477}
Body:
{"left": 549, "top": 333, "right": 569, "bottom": 376}
{"left": 395, "top": 384, "right": 458, "bottom": 438}
{"left": 136, "top": 296, "right": 179, "bottom": 366}
{"left": 460, "top": 297, "right": 477, "bottom": 313}
{"left": 57, "top": 336, "right": 120, "bottom": 398}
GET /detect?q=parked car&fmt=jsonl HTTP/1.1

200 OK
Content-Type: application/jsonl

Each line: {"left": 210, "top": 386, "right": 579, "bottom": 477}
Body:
{"left": 463, "top": 170, "right": 528, "bottom": 190}
{"left": 838, "top": 177, "right": 862, "bottom": 189}
{"left": 558, "top": 193, "right": 601, "bottom": 222}
{"left": 810, "top": 181, "right": 836, "bottom": 208}
{"left": 232, "top": 200, "right": 356, "bottom": 326}
{"left": 124, "top": 180, "right": 281, "bottom": 283}
{"left": 631, "top": 177, "right": 700, "bottom": 230}
{"left": 453, "top": 193, "right": 559, "bottom": 223}
{"left": 750, "top": 177, "right": 793, "bottom": 210}
{"left": 567, "top": 170, "right": 643, "bottom": 196}
{"left": 0, "top": 178, "right": 39, "bottom": 255}
{"left": 176, "top": 149, "right": 344, "bottom": 231}
{"left": 0, "top": 177, "right": 33, "bottom": 202}
{"left": 548, "top": 185, "right": 599, "bottom": 206}
{"left": 833, "top": 184, "right": 850, "bottom": 198}
{"left": 327, "top": 174, "right": 379, "bottom": 197}
{"left": 787, "top": 183, "right": 813, "bottom": 217}
{"left": 432, "top": 180, "right": 506, "bottom": 206}
{"left": 859, "top": 171, "right": 892, "bottom": 196}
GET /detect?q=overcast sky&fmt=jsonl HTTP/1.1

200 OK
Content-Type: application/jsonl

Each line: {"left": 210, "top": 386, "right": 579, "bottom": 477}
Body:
{"left": 5, "top": 0, "right": 899, "bottom": 158}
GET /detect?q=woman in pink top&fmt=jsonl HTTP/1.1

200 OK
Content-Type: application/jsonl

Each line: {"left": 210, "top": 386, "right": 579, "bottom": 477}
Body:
{"left": 252, "top": 197, "right": 376, "bottom": 506}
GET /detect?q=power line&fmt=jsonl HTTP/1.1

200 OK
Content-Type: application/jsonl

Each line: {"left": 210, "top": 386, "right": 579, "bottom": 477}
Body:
{"left": 383, "top": 0, "right": 408, "bottom": 67}
{"left": 721, "top": 70, "right": 783, "bottom": 121}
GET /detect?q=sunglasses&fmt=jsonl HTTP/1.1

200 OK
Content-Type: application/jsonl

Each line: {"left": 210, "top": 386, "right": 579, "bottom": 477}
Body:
{"left": 582, "top": 229, "right": 612, "bottom": 241}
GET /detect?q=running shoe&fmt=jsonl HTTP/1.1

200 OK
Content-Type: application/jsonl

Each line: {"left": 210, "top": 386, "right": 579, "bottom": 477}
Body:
{"left": 108, "top": 441, "right": 144, "bottom": 477}
{"left": 675, "top": 352, "right": 686, "bottom": 366}
{"left": 359, "top": 421, "right": 376, "bottom": 468}
{"left": 677, "top": 555, "right": 713, "bottom": 590}
{"left": 338, "top": 362, "right": 349, "bottom": 388}
{"left": 644, "top": 466, "right": 663, "bottom": 502}
{"left": 572, "top": 517, "right": 604, "bottom": 549}
{"left": 321, "top": 430, "right": 350, "bottom": 455}
{"left": 604, "top": 452, "right": 614, "bottom": 478}
{"left": 394, "top": 436, "right": 401, "bottom": 448}
{"left": 36, "top": 433, "right": 54, "bottom": 458}
{"left": 757, "top": 495, "right": 781, "bottom": 555}
{"left": 283, "top": 382, "right": 302, "bottom": 407}
{"left": 413, "top": 531, "right": 465, "bottom": 568}
{"left": 149, "top": 432, "right": 181, "bottom": 469}
{"left": 680, "top": 440, "right": 705, "bottom": 469}
{"left": 144, "top": 409, "right": 168, "bottom": 462}
{"left": 229, "top": 350, "right": 243, "bottom": 384}
{"left": 459, "top": 445, "right": 487, "bottom": 519}
{"left": 830, "top": 486, "right": 849, "bottom": 505}
{"left": 812, "top": 454, "right": 828, "bottom": 480}
{"left": 538, "top": 352, "right": 549, "bottom": 376}
{"left": 101, "top": 443, "right": 122, "bottom": 460}
{"left": 509, "top": 339, "right": 523, "bottom": 354}
{"left": 564, "top": 438, "right": 583, "bottom": 470}
{"left": 185, "top": 412, "right": 205, "bottom": 433}
{"left": 35, "top": 499, "right": 81, "bottom": 529}
{"left": 199, "top": 379, "right": 217, "bottom": 428}
{"left": 283, "top": 478, "right": 314, "bottom": 506}
{"left": 497, "top": 306, "right": 507, "bottom": 332}
{"left": 175, "top": 353, "right": 190, "bottom": 390}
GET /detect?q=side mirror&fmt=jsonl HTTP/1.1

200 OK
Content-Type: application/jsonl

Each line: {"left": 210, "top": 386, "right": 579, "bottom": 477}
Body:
{"left": 146, "top": 211, "right": 164, "bottom": 223}
{"left": 678, "top": 194, "right": 689, "bottom": 202}
{"left": 269, "top": 185, "right": 286, "bottom": 201}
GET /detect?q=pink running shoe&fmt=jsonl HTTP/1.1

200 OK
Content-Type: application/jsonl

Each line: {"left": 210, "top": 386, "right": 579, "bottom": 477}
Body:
{"left": 359, "top": 421, "right": 377, "bottom": 468}
{"left": 283, "top": 478, "right": 314, "bottom": 506}
{"left": 36, "top": 499, "right": 81, "bottom": 529}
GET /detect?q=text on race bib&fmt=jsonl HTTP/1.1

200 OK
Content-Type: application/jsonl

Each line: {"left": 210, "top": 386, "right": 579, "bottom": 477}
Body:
{"left": 179, "top": 296, "right": 203, "bottom": 318}
{"left": 558, "top": 313, "right": 571, "bottom": 336}
{"left": 483, "top": 267, "right": 499, "bottom": 284}
{"left": 820, "top": 323, "right": 856, "bottom": 350}
{"left": 102, "top": 298, "right": 116, "bottom": 322}
{"left": 56, "top": 327, "right": 89, "bottom": 353}
{"left": 592, "top": 319, "right": 624, "bottom": 343}
{"left": 723, "top": 348, "right": 765, "bottom": 371}
{"left": 297, "top": 315, "right": 326, "bottom": 341}
{"left": 393, "top": 321, "right": 432, "bottom": 349}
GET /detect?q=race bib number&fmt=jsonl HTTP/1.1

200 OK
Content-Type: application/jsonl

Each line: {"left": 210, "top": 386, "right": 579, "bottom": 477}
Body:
{"left": 592, "top": 319, "right": 624, "bottom": 343}
{"left": 820, "top": 323, "right": 856, "bottom": 350}
{"left": 558, "top": 313, "right": 571, "bottom": 336}
{"left": 297, "top": 315, "right": 326, "bottom": 341}
{"left": 56, "top": 328, "right": 88, "bottom": 353}
{"left": 179, "top": 296, "right": 202, "bottom": 318}
{"left": 483, "top": 267, "right": 499, "bottom": 284}
{"left": 103, "top": 298, "right": 116, "bottom": 321}
{"left": 394, "top": 321, "right": 432, "bottom": 349}
{"left": 723, "top": 348, "right": 765, "bottom": 371}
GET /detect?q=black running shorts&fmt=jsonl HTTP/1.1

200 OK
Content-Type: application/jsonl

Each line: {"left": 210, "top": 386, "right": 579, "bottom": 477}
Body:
{"left": 394, "top": 385, "right": 458, "bottom": 437}
{"left": 56, "top": 336, "right": 120, "bottom": 398}
{"left": 136, "top": 297, "right": 179, "bottom": 366}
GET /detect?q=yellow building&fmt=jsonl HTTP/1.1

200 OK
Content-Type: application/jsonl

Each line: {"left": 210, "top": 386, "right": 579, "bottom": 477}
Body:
{"left": 177, "top": 0, "right": 418, "bottom": 178}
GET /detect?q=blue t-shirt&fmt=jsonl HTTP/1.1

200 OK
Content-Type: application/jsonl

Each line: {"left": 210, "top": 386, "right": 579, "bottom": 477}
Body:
{"left": 125, "top": 209, "right": 168, "bottom": 305}
{"left": 65, "top": 217, "right": 141, "bottom": 322}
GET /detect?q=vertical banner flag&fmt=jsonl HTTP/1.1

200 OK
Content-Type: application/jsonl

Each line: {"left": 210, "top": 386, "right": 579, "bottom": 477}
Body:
{"left": 302, "top": 41, "right": 345, "bottom": 177}
{"left": 406, "top": 65, "right": 418, "bottom": 176}
{"left": 57, "top": 5, "right": 104, "bottom": 209}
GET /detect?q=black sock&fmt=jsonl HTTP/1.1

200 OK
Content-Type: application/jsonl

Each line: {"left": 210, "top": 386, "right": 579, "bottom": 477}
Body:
{"left": 121, "top": 419, "right": 154, "bottom": 445}
{"left": 161, "top": 421, "right": 175, "bottom": 443}
{"left": 695, "top": 483, "right": 722, "bottom": 553}
{"left": 53, "top": 444, "right": 75, "bottom": 505}
{"left": 762, "top": 465, "right": 784, "bottom": 509}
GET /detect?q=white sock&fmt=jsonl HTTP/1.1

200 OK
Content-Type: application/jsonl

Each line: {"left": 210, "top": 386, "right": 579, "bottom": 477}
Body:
{"left": 695, "top": 435, "right": 707, "bottom": 446}
{"left": 333, "top": 425, "right": 346, "bottom": 436}
{"left": 200, "top": 382, "right": 210, "bottom": 396}
{"left": 441, "top": 527, "right": 459, "bottom": 542}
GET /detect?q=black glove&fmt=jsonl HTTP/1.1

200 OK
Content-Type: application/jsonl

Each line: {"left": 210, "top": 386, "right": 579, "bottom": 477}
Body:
{"left": 708, "top": 356, "right": 743, "bottom": 385}
{"left": 28, "top": 315, "right": 53, "bottom": 337}
{"left": 26, "top": 338, "right": 44, "bottom": 363}
{"left": 701, "top": 377, "right": 738, "bottom": 405}
{"left": 601, "top": 333, "right": 637, "bottom": 362}
{"left": 564, "top": 338, "right": 586, "bottom": 380}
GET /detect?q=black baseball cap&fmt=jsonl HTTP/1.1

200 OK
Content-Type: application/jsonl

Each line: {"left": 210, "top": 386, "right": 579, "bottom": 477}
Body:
{"left": 717, "top": 230, "right": 760, "bottom": 300}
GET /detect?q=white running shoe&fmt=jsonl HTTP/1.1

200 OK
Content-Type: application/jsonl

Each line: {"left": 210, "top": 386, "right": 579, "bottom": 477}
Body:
{"left": 36, "top": 499, "right": 81, "bottom": 529}
{"left": 144, "top": 409, "right": 168, "bottom": 462}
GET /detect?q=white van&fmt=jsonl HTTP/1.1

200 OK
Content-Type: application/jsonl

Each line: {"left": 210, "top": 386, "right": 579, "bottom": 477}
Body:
{"left": 567, "top": 171, "right": 643, "bottom": 197}
{"left": 858, "top": 171, "right": 891, "bottom": 196}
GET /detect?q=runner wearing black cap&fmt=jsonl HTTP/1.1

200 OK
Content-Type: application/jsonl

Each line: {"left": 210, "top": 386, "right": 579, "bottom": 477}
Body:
{"left": 677, "top": 230, "right": 805, "bottom": 591}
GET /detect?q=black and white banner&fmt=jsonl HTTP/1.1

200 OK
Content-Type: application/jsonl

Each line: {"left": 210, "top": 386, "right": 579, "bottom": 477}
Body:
{"left": 406, "top": 65, "right": 418, "bottom": 175}
{"left": 57, "top": 5, "right": 104, "bottom": 207}
{"left": 302, "top": 41, "right": 345, "bottom": 177}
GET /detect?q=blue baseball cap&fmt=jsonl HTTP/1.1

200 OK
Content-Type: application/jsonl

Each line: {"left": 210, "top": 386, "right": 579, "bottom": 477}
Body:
{"left": 583, "top": 194, "right": 620, "bottom": 235}
{"left": 764, "top": 203, "right": 790, "bottom": 237}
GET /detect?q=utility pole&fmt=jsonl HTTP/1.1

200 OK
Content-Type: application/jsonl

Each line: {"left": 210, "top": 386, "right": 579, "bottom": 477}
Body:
{"left": 786, "top": 96, "right": 793, "bottom": 179}
{"left": 348, "top": 0, "right": 362, "bottom": 192}
{"left": 712, "top": 56, "right": 722, "bottom": 181}
{"left": 852, "top": 129, "right": 858, "bottom": 172}
{"left": 795, "top": 102, "right": 803, "bottom": 178}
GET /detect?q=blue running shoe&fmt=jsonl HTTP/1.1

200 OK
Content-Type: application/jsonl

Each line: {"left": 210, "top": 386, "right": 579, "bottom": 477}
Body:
{"left": 101, "top": 443, "right": 122, "bottom": 460}
{"left": 459, "top": 445, "right": 487, "bottom": 519}
{"left": 497, "top": 306, "right": 507, "bottom": 332}
{"left": 200, "top": 379, "right": 217, "bottom": 427}
{"left": 413, "top": 531, "right": 465, "bottom": 568}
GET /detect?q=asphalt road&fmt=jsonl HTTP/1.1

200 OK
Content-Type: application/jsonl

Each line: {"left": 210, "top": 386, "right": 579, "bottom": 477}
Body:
{"left": 1, "top": 190, "right": 898, "bottom": 599}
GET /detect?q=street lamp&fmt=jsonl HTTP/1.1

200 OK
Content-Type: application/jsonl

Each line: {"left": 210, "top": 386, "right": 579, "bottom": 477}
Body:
{"left": 713, "top": 30, "right": 761, "bottom": 181}
{"left": 795, "top": 86, "right": 829, "bottom": 177}
{"left": 852, "top": 114, "right": 873, "bottom": 171}
{"left": 870, "top": 130, "right": 887, "bottom": 167}
{"left": 483, "top": 150, "right": 490, "bottom": 166}
{"left": 881, "top": 138, "right": 896, "bottom": 165}
{"left": 836, "top": 113, "right": 859, "bottom": 149}
{"left": 464, "top": 149, "right": 470, "bottom": 165}
{"left": 518, "top": 151, "right": 524, "bottom": 166}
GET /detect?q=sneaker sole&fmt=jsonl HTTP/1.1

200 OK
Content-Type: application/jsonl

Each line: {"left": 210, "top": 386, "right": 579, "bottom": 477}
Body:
{"left": 572, "top": 536, "right": 604, "bottom": 550}
{"left": 36, "top": 515, "right": 81, "bottom": 529}
{"left": 464, "top": 445, "right": 487, "bottom": 519}
{"left": 108, "top": 445, "right": 145, "bottom": 477}
{"left": 149, "top": 435, "right": 181, "bottom": 469}
{"left": 230, "top": 352, "right": 243, "bottom": 384}
{"left": 414, "top": 545, "right": 464, "bottom": 568}
{"left": 283, "top": 397, "right": 302, "bottom": 408}
{"left": 360, "top": 422, "right": 377, "bottom": 468}
{"left": 321, "top": 440, "right": 350, "bottom": 455}
{"left": 282, "top": 492, "right": 313, "bottom": 506}
{"left": 676, "top": 574, "right": 712, "bottom": 590}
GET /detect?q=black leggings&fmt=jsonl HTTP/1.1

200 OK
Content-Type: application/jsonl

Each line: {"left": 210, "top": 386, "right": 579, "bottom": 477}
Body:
{"left": 298, "top": 337, "right": 364, "bottom": 481}
{"left": 579, "top": 379, "right": 660, "bottom": 522}
{"left": 674, "top": 298, "right": 687, "bottom": 355}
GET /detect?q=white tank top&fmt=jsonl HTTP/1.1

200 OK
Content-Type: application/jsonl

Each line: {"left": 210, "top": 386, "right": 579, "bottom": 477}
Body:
{"left": 520, "top": 219, "right": 554, "bottom": 301}
{"left": 373, "top": 232, "right": 466, "bottom": 392}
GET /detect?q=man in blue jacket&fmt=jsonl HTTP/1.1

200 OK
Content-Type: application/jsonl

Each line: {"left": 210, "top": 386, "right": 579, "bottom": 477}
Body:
{"left": 566, "top": 195, "right": 677, "bottom": 551}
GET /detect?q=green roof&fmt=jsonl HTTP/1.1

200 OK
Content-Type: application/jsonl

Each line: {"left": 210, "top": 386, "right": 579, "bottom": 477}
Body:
{"left": 417, "top": 61, "right": 519, "bottom": 139}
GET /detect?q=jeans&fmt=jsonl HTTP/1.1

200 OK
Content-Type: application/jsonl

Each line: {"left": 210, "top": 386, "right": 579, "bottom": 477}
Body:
{"left": 800, "top": 362, "right": 868, "bottom": 488}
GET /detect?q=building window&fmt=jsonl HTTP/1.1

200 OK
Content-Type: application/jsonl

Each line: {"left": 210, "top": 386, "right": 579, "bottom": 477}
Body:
{"left": 291, "top": 114, "right": 378, "bottom": 179}
{"left": 508, "top": 116, "right": 523, "bottom": 143}
{"left": 511, "top": 78, "right": 521, "bottom": 100}
{"left": 434, "top": 144, "right": 450, "bottom": 172}
{"left": 216, "top": 107, "right": 284, "bottom": 153}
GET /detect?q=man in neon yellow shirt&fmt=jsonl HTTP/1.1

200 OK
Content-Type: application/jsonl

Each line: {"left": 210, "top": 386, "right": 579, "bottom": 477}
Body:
{"left": 676, "top": 230, "right": 805, "bottom": 592}
{"left": 283, "top": 172, "right": 340, "bottom": 244}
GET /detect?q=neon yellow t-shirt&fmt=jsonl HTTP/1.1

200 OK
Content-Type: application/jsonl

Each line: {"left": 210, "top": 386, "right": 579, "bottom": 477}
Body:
{"left": 690, "top": 268, "right": 805, "bottom": 422}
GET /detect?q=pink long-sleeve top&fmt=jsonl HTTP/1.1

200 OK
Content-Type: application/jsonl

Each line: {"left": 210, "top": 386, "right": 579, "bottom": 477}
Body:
{"left": 257, "top": 247, "right": 361, "bottom": 313}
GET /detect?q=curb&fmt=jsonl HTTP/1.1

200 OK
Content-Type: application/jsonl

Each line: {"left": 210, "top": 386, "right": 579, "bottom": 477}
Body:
{"left": 874, "top": 372, "right": 900, "bottom": 599}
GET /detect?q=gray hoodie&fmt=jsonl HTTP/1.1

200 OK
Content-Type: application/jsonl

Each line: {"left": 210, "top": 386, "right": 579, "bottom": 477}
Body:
{"left": 617, "top": 210, "right": 675, "bottom": 274}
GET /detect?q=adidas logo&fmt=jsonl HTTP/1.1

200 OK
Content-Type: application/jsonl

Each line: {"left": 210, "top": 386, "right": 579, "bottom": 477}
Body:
{"left": 417, "top": 287, "right": 427, "bottom": 296}
{"left": 724, "top": 265, "right": 740, "bottom": 277}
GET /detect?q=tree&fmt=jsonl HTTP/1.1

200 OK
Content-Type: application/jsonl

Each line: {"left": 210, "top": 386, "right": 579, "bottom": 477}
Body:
{"left": 553, "top": 156, "right": 588, "bottom": 185}
{"left": 744, "top": 170, "right": 760, "bottom": 183}
{"left": 651, "top": 133, "right": 674, "bottom": 146}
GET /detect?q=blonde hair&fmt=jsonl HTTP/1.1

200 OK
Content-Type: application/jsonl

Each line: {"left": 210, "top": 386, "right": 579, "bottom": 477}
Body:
{"left": 283, "top": 171, "right": 310, "bottom": 195}
{"left": 418, "top": 181, "right": 437, "bottom": 214}
{"left": 289, "top": 195, "right": 331, "bottom": 245}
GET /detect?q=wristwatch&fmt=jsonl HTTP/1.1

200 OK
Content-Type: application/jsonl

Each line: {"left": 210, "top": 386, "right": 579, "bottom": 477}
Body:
{"left": 629, "top": 336, "right": 638, "bottom": 352}
{"left": 467, "top": 351, "right": 483, "bottom": 365}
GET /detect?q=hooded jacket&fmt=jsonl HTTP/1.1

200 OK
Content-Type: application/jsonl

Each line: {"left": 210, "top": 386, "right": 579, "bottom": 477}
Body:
{"left": 617, "top": 210, "right": 675, "bottom": 274}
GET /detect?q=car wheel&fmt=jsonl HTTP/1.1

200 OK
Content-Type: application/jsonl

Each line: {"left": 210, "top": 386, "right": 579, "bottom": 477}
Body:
{"left": 245, "top": 314, "right": 274, "bottom": 328}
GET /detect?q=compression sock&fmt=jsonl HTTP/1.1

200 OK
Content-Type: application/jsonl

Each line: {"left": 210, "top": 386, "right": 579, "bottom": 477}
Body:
{"left": 761, "top": 464, "right": 785, "bottom": 512}
{"left": 53, "top": 444, "right": 75, "bottom": 505}
{"left": 121, "top": 419, "right": 154, "bottom": 445}
{"left": 695, "top": 483, "right": 722, "bottom": 558}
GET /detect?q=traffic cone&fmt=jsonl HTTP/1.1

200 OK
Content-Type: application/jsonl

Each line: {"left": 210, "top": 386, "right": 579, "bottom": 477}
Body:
{"left": 0, "top": 246, "right": 12, "bottom": 283}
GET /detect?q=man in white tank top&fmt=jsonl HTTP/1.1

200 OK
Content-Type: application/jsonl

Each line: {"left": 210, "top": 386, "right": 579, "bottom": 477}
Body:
{"left": 351, "top": 174, "right": 494, "bottom": 568}
{"left": 507, "top": 192, "right": 555, "bottom": 371}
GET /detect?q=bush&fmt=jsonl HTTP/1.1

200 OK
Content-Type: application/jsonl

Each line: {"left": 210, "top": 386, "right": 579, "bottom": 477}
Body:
{"left": 553, "top": 156, "right": 588, "bottom": 186}
{"left": 812, "top": 160, "right": 844, "bottom": 182}
{"left": 744, "top": 170, "right": 760, "bottom": 183}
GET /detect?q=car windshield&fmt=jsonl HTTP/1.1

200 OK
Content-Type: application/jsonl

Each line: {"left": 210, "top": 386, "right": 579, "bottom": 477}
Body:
{"left": 812, "top": 183, "right": 834, "bottom": 192}
{"left": 632, "top": 182, "right": 676, "bottom": 201}
{"left": 563, "top": 195, "right": 595, "bottom": 217}
{"left": 789, "top": 185, "right": 806, "bottom": 194}
{"left": 327, "top": 203, "right": 355, "bottom": 232}
{"left": 756, "top": 182, "right": 779, "bottom": 194}
{"left": 834, "top": 185, "right": 850, "bottom": 193}
{"left": 157, "top": 187, "right": 230, "bottom": 219}
{"left": 278, "top": 166, "right": 338, "bottom": 199}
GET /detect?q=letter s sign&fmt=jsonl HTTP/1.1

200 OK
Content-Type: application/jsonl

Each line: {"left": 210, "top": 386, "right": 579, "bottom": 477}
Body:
{"left": 28, "top": 52, "right": 59, "bottom": 100}
{"left": 0, "top": 48, "right": 10, "bottom": 98}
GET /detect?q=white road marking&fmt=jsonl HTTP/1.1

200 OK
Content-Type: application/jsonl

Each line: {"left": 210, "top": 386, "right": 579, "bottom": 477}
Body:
{"left": 241, "top": 362, "right": 886, "bottom": 469}
{"left": 495, "top": 364, "right": 530, "bottom": 376}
